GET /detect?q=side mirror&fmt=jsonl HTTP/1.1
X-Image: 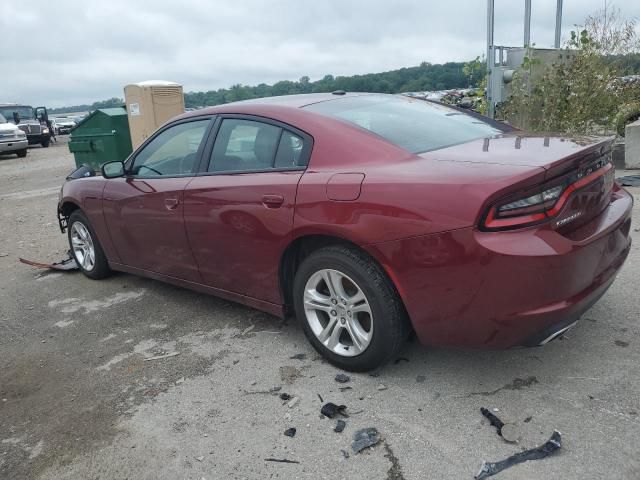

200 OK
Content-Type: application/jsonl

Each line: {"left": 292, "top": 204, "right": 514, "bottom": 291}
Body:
{"left": 101, "top": 161, "right": 125, "bottom": 179}
{"left": 12, "top": 112, "right": 20, "bottom": 124}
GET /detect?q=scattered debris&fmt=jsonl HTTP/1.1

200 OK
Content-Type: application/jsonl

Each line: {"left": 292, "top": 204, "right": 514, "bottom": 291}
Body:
{"left": 475, "top": 430, "right": 562, "bottom": 480}
{"left": 317, "top": 393, "right": 324, "bottom": 403}
{"left": 284, "top": 428, "right": 296, "bottom": 437}
{"left": 500, "top": 424, "right": 521, "bottom": 444}
{"left": 339, "top": 386, "right": 352, "bottom": 392}
{"left": 194, "top": 456, "right": 204, "bottom": 462}
{"left": 416, "top": 375, "right": 426, "bottom": 383}
{"left": 394, "top": 357, "right": 409, "bottom": 364}
{"left": 143, "top": 352, "right": 180, "bottom": 361}
{"left": 480, "top": 407, "right": 520, "bottom": 443}
{"left": 377, "top": 384, "right": 388, "bottom": 391}
{"left": 289, "top": 353, "right": 306, "bottom": 360}
{"left": 175, "top": 377, "right": 185, "bottom": 385}
{"left": 335, "top": 373, "right": 351, "bottom": 383}
{"left": 615, "top": 340, "right": 629, "bottom": 347}
{"left": 279, "top": 393, "right": 292, "bottom": 401}
{"left": 269, "top": 386, "right": 282, "bottom": 393}
{"left": 524, "top": 416, "right": 532, "bottom": 423}
{"left": 617, "top": 175, "right": 640, "bottom": 187}
{"left": 480, "top": 407, "right": 505, "bottom": 436}
{"left": 19, "top": 251, "right": 79, "bottom": 271}
{"left": 352, "top": 427, "right": 381, "bottom": 453}
{"left": 334, "top": 419, "right": 346, "bottom": 433}
{"left": 321, "top": 402, "right": 348, "bottom": 418}
{"left": 264, "top": 458, "right": 300, "bottom": 464}
{"left": 0, "top": 253, "right": 8, "bottom": 257}
{"left": 340, "top": 449, "right": 350, "bottom": 459}
{"left": 369, "top": 372, "right": 380, "bottom": 377}
{"left": 287, "top": 396, "right": 300, "bottom": 408}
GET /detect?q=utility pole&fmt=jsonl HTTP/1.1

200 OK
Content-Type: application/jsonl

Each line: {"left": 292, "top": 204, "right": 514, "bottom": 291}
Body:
{"left": 486, "top": 0, "right": 495, "bottom": 118}
{"left": 554, "top": 0, "right": 563, "bottom": 48}
{"left": 524, "top": 0, "right": 532, "bottom": 46}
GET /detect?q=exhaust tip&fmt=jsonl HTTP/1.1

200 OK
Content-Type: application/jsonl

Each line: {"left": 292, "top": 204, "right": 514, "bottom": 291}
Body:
{"left": 538, "top": 321, "right": 578, "bottom": 346}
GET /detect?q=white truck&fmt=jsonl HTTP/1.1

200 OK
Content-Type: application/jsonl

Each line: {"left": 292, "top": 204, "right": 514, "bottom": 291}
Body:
{"left": 0, "top": 113, "right": 28, "bottom": 158}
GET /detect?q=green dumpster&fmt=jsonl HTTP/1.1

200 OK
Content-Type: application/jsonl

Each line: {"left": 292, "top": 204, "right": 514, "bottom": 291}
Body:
{"left": 68, "top": 107, "right": 133, "bottom": 170}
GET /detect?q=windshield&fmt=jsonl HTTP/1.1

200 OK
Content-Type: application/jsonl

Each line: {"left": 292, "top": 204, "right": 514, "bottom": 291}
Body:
{"left": 0, "top": 106, "right": 34, "bottom": 122}
{"left": 305, "top": 95, "right": 502, "bottom": 153}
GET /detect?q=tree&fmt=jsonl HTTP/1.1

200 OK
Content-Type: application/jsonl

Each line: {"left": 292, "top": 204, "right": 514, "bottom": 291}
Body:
{"left": 502, "top": 4, "right": 640, "bottom": 134}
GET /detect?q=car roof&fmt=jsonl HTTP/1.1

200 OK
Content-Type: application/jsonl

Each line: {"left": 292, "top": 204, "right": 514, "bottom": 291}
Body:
{"left": 182, "top": 92, "right": 375, "bottom": 118}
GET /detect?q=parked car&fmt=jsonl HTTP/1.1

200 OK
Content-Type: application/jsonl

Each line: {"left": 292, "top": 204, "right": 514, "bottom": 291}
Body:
{"left": 0, "top": 104, "right": 51, "bottom": 147}
{"left": 51, "top": 117, "right": 76, "bottom": 135}
{"left": 56, "top": 93, "right": 633, "bottom": 371}
{"left": 0, "top": 113, "right": 28, "bottom": 158}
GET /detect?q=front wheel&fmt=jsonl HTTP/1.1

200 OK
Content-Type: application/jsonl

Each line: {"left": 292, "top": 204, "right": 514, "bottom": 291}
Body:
{"left": 67, "top": 210, "right": 111, "bottom": 279}
{"left": 293, "top": 245, "right": 409, "bottom": 371}
{"left": 16, "top": 149, "right": 27, "bottom": 158}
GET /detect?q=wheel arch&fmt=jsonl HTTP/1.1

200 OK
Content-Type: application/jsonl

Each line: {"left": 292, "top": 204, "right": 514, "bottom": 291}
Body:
{"left": 279, "top": 234, "right": 408, "bottom": 322}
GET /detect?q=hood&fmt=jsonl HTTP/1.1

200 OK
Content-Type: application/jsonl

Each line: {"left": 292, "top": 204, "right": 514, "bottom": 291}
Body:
{"left": 0, "top": 123, "right": 20, "bottom": 133}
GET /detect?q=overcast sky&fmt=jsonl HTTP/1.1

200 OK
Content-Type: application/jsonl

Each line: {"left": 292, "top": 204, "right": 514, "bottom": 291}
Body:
{"left": 2, "top": 0, "right": 639, "bottom": 107}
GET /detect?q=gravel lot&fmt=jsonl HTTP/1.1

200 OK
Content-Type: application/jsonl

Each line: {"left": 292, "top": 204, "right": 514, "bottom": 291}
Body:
{"left": 1, "top": 138, "right": 639, "bottom": 480}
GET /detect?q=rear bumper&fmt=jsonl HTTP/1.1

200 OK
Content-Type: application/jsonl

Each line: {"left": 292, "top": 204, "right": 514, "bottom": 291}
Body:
{"left": 365, "top": 187, "right": 633, "bottom": 349}
{"left": 0, "top": 139, "right": 28, "bottom": 152}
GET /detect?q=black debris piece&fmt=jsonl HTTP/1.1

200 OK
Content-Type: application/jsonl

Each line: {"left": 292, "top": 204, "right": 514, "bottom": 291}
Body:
{"left": 475, "top": 430, "right": 562, "bottom": 480}
{"left": 335, "top": 373, "right": 351, "bottom": 383}
{"left": 289, "top": 353, "right": 306, "bottom": 360}
{"left": 352, "top": 427, "right": 381, "bottom": 453}
{"left": 284, "top": 427, "right": 296, "bottom": 437}
{"left": 269, "top": 386, "right": 282, "bottom": 393}
{"left": 317, "top": 393, "right": 324, "bottom": 403}
{"left": 618, "top": 175, "right": 640, "bottom": 187}
{"left": 264, "top": 458, "right": 300, "bottom": 464}
{"left": 341, "top": 449, "right": 350, "bottom": 459}
{"left": 369, "top": 372, "right": 380, "bottom": 378}
{"left": 523, "top": 416, "right": 533, "bottom": 423}
{"left": 19, "top": 251, "right": 79, "bottom": 271}
{"left": 321, "top": 402, "right": 348, "bottom": 418}
{"left": 394, "top": 357, "right": 409, "bottom": 364}
{"left": 279, "top": 393, "right": 292, "bottom": 401}
{"left": 339, "top": 386, "right": 353, "bottom": 392}
{"left": 334, "top": 419, "right": 346, "bottom": 433}
{"left": 480, "top": 407, "right": 505, "bottom": 436}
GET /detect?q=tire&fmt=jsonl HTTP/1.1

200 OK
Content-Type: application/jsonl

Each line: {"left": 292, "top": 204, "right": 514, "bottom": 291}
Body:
{"left": 16, "top": 149, "right": 27, "bottom": 158}
{"left": 293, "top": 245, "right": 409, "bottom": 371}
{"left": 67, "top": 210, "right": 111, "bottom": 279}
{"left": 41, "top": 137, "right": 50, "bottom": 148}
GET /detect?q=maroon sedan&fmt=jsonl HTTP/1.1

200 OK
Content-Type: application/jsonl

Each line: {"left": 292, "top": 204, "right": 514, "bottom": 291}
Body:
{"left": 57, "top": 93, "right": 633, "bottom": 371}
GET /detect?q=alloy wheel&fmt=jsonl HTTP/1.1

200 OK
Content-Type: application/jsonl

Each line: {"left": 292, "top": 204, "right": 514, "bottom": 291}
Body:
{"left": 70, "top": 222, "right": 96, "bottom": 271}
{"left": 303, "top": 269, "right": 373, "bottom": 357}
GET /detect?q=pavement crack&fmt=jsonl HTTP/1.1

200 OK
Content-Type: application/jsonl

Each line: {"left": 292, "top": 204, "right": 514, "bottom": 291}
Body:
{"left": 467, "top": 376, "right": 539, "bottom": 397}
{"left": 383, "top": 442, "right": 405, "bottom": 480}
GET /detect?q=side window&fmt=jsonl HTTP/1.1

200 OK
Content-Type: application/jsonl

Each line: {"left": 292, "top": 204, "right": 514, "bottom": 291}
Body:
{"left": 274, "top": 130, "right": 305, "bottom": 168}
{"left": 209, "top": 119, "right": 282, "bottom": 173}
{"left": 131, "top": 120, "right": 209, "bottom": 177}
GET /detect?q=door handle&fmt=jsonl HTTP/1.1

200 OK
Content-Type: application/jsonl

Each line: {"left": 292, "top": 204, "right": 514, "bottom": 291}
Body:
{"left": 262, "top": 194, "right": 284, "bottom": 208}
{"left": 164, "top": 198, "right": 180, "bottom": 210}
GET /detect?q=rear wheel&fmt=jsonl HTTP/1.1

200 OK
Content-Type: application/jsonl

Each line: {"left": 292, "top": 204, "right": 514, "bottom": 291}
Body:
{"left": 67, "top": 210, "right": 111, "bottom": 279}
{"left": 293, "top": 245, "right": 409, "bottom": 371}
{"left": 16, "top": 149, "right": 27, "bottom": 158}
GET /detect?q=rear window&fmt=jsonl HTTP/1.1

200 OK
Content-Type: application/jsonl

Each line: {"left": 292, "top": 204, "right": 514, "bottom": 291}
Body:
{"left": 305, "top": 95, "right": 501, "bottom": 153}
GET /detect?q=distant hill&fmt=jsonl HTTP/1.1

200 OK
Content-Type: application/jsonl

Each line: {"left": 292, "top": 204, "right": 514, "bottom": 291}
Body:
{"left": 50, "top": 61, "right": 480, "bottom": 113}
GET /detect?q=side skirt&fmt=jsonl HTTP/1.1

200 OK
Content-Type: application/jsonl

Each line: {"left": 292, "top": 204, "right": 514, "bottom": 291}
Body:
{"left": 109, "top": 262, "right": 285, "bottom": 318}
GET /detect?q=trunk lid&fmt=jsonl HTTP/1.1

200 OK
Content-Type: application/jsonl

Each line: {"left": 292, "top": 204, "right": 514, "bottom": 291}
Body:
{"left": 419, "top": 134, "right": 615, "bottom": 232}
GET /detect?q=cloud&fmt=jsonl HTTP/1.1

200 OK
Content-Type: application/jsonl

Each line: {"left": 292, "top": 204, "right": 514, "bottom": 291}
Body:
{"left": 1, "top": 0, "right": 638, "bottom": 106}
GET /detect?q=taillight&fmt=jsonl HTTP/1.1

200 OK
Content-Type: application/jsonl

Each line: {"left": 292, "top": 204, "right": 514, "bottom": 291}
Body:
{"left": 482, "top": 162, "right": 613, "bottom": 231}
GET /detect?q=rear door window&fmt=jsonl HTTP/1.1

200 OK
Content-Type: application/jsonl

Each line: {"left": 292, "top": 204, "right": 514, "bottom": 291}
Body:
{"left": 208, "top": 119, "right": 306, "bottom": 172}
